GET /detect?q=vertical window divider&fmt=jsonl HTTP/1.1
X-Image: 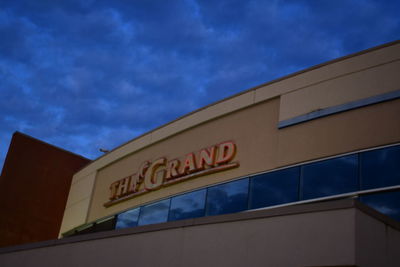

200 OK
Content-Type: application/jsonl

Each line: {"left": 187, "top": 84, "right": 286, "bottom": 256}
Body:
{"left": 166, "top": 198, "right": 172, "bottom": 222}
{"left": 136, "top": 206, "right": 142, "bottom": 227}
{"left": 299, "top": 165, "right": 304, "bottom": 201}
{"left": 111, "top": 215, "right": 117, "bottom": 230}
{"left": 358, "top": 152, "right": 362, "bottom": 192}
{"left": 247, "top": 177, "right": 252, "bottom": 210}
{"left": 204, "top": 187, "right": 210, "bottom": 216}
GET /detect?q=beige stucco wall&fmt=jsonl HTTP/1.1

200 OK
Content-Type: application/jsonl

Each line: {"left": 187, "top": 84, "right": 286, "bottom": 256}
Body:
{"left": 279, "top": 59, "right": 400, "bottom": 121}
{"left": 59, "top": 172, "right": 96, "bottom": 235}
{"left": 88, "top": 97, "right": 400, "bottom": 222}
{"left": 1, "top": 205, "right": 358, "bottom": 267}
{"left": 277, "top": 98, "right": 400, "bottom": 167}
{"left": 60, "top": 41, "right": 400, "bottom": 235}
{"left": 88, "top": 98, "right": 280, "bottom": 221}
{"left": 355, "top": 209, "right": 400, "bottom": 267}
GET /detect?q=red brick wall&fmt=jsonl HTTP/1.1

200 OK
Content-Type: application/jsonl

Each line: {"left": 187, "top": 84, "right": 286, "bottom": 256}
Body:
{"left": 0, "top": 132, "right": 90, "bottom": 247}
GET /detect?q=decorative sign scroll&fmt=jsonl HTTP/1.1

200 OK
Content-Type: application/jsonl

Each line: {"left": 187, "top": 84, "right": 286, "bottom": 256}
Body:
{"left": 104, "top": 141, "right": 239, "bottom": 207}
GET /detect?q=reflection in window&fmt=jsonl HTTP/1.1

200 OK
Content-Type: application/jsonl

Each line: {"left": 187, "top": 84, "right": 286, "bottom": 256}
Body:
{"left": 360, "top": 190, "right": 400, "bottom": 221}
{"left": 116, "top": 208, "right": 140, "bottom": 229}
{"left": 249, "top": 167, "right": 300, "bottom": 209}
{"left": 138, "top": 199, "right": 170, "bottom": 226}
{"left": 205, "top": 178, "right": 249, "bottom": 216}
{"left": 302, "top": 154, "right": 359, "bottom": 200}
{"left": 169, "top": 189, "right": 206, "bottom": 221}
{"left": 361, "top": 145, "right": 400, "bottom": 190}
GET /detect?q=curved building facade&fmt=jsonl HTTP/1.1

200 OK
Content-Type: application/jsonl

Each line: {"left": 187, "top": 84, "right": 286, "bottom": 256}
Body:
{"left": 59, "top": 40, "right": 400, "bottom": 238}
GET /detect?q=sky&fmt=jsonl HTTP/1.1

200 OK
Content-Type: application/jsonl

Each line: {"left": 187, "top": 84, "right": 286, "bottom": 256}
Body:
{"left": 0, "top": 0, "right": 399, "bottom": 170}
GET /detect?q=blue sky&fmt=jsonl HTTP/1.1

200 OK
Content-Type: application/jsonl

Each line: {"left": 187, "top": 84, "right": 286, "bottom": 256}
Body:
{"left": 1, "top": 0, "right": 399, "bottom": 169}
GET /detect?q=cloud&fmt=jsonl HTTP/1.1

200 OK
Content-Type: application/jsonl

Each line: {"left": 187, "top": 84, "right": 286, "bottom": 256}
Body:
{"left": 0, "top": 0, "right": 399, "bottom": 171}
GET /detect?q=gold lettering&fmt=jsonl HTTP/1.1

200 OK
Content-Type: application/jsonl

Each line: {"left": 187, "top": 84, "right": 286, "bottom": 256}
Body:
{"left": 198, "top": 146, "right": 216, "bottom": 170}
{"left": 166, "top": 159, "right": 181, "bottom": 180}
{"left": 215, "top": 141, "right": 236, "bottom": 165}
{"left": 109, "top": 181, "right": 120, "bottom": 200}
{"left": 117, "top": 176, "right": 130, "bottom": 197}
{"left": 144, "top": 158, "right": 166, "bottom": 191}
{"left": 138, "top": 161, "right": 150, "bottom": 180}
{"left": 106, "top": 141, "right": 239, "bottom": 207}
{"left": 181, "top": 153, "right": 197, "bottom": 174}
{"left": 128, "top": 173, "right": 140, "bottom": 193}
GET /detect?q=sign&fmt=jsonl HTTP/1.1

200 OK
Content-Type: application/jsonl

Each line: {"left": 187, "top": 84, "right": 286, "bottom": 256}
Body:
{"left": 104, "top": 141, "right": 239, "bottom": 207}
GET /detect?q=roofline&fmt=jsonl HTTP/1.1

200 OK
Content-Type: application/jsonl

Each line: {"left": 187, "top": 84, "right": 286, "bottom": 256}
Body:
{"left": 12, "top": 131, "right": 92, "bottom": 162}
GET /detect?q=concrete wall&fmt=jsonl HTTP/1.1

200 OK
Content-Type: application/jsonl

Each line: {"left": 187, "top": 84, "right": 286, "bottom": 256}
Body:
{"left": 2, "top": 200, "right": 400, "bottom": 267}
{"left": 355, "top": 209, "right": 400, "bottom": 267}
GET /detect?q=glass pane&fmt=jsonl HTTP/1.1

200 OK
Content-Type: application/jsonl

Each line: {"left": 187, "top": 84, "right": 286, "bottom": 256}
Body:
{"left": 302, "top": 154, "right": 358, "bottom": 200}
{"left": 75, "top": 224, "right": 95, "bottom": 235}
{"left": 361, "top": 145, "right": 400, "bottom": 190}
{"left": 249, "top": 167, "right": 299, "bottom": 209}
{"left": 169, "top": 189, "right": 206, "bottom": 221}
{"left": 360, "top": 190, "right": 400, "bottom": 221}
{"left": 96, "top": 217, "right": 116, "bottom": 232}
{"left": 116, "top": 208, "right": 140, "bottom": 229}
{"left": 206, "top": 178, "right": 249, "bottom": 216}
{"left": 138, "top": 199, "right": 170, "bottom": 226}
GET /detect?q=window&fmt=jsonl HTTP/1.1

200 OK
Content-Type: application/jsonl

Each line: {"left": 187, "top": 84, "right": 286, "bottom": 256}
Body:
{"left": 249, "top": 167, "right": 300, "bottom": 209}
{"left": 301, "top": 154, "right": 358, "bottom": 200}
{"left": 108, "top": 144, "right": 400, "bottom": 233}
{"left": 205, "top": 178, "right": 249, "bottom": 216}
{"left": 95, "top": 217, "right": 116, "bottom": 232}
{"left": 115, "top": 208, "right": 140, "bottom": 229}
{"left": 360, "top": 145, "right": 400, "bottom": 190}
{"left": 138, "top": 199, "right": 170, "bottom": 226}
{"left": 169, "top": 189, "right": 206, "bottom": 221}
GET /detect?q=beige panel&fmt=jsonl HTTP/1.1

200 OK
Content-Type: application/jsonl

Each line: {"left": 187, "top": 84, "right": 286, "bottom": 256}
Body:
{"left": 87, "top": 98, "right": 279, "bottom": 222}
{"left": 255, "top": 42, "right": 400, "bottom": 104}
{"left": 355, "top": 209, "right": 387, "bottom": 267}
{"left": 182, "top": 210, "right": 355, "bottom": 267}
{"left": 387, "top": 226, "right": 400, "bottom": 267}
{"left": 73, "top": 133, "right": 152, "bottom": 179}
{"left": 98, "top": 133, "right": 152, "bottom": 169}
{"left": 71, "top": 170, "right": 94, "bottom": 185}
{"left": 277, "top": 99, "right": 400, "bottom": 167}
{"left": 65, "top": 172, "right": 96, "bottom": 208}
{"left": 151, "top": 91, "right": 255, "bottom": 143}
{"left": 279, "top": 60, "right": 400, "bottom": 121}
{"left": 88, "top": 98, "right": 400, "bottom": 223}
{"left": 59, "top": 197, "right": 91, "bottom": 236}
{"left": 2, "top": 207, "right": 360, "bottom": 267}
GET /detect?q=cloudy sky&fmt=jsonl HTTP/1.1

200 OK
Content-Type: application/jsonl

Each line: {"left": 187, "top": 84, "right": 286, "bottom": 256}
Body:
{"left": 1, "top": 0, "right": 399, "bottom": 169}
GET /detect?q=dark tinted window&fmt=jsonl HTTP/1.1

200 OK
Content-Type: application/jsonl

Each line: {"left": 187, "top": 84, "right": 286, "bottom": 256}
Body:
{"left": 360, "top": 145, "right": 400, "bottom": 190}
{"left": 116, "top": 208, "right": 140, "bottom": 229}
{"left": 75, "top": 224, "right": 95, "bottom": 235}
{"left": 138, "top": 199, "right": 170, "bottom": 226}
{"left": 249, "top": 167, "right": 300, "bottom": 209}
{"left": 206, "top": 178, "right": 249, "bottom": 216}
{"left": 169, "top": 189, "right": 206, "bottom": 221}
{"left": 95, "top": 217, "right": 116, "bottom": 232}
{"left": 360, "top": 190, "right": 400, "bottom": 221}
{"left": 302, "top": 154, "right": 358, "bottom": 200}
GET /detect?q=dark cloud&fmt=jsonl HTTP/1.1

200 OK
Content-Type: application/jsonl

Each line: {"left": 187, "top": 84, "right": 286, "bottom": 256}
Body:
{"left": 0, "top": 0, "right": 399, "bottom": 170}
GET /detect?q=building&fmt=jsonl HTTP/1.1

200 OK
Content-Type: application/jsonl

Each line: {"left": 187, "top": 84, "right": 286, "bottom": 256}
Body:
{"left": 0, "top": 40, "right": 399, "bottom": 266}
{"left": 0, "top": 132, "right": 90, "bottom": 247}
